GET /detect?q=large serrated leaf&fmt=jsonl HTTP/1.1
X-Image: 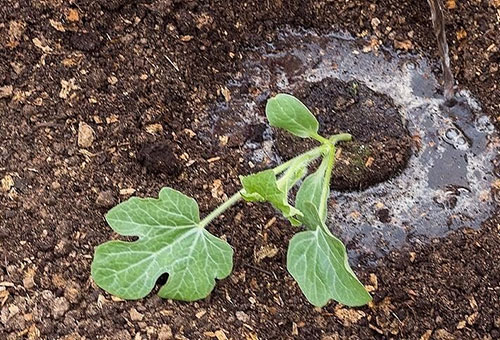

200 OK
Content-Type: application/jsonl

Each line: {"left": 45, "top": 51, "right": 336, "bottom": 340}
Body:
{"left": 239, "top": 169, "right": 302, "bottom": 225}
{"left": 266, "top": 94, "right": 319, "bottom": 139}
{"left": 91, "top": 188, "right": 233, "bottom": 301}
{"left": 287, "top": 202, "right": 371, "bottom": 307}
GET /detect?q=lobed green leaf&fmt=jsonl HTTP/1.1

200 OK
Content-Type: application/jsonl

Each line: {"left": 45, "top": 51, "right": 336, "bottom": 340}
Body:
{"left": 91, "top": 188, "right": 233, "bottom": 301}
{"left": 266, "top": 94, "right": 319, "bottom": 139}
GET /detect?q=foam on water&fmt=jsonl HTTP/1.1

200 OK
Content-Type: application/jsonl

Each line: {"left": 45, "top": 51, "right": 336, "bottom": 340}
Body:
{"left": 214, "top": 30, "right": 500, "bottom": 263}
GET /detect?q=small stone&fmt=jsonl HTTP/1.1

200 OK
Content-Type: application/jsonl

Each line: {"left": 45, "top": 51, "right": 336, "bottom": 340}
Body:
{"left": 59, "top": 78, "right": 78, "bottom": 99}
{"left": 66, "top": 8, "right": 80, "bottom": 22}
{"left": 456, "top": 28, "right": 467, "bottom": 40}
{"left": 0, "top": 85, "right": 13, "bottom": 98}
{"left": 22, "top": 268, "right": 36, "bottom": 289}
{"left": 420, "top": 330, "right": 432, "bottom": 340}
{"left": 235, "top": 311, "right": 250, "bottom": 323}
{"left": 27, "top": 324, "right": 41, "bottom": 340}
{"left": 96, "top": 190, "right": 116, "bottom": 208}
{"left": 1, "top": 175, "right": 14, "bottom": 192}
{"left": 371, "top": 18, "right": 381, "bottom": 30}
{"left": 254, "top": 245, "right": 278, "bottom": 263}
{"left": 145, "top": 123, "right": 163, "bottom": 134}
{"left": 49, "top": 19, "right": 66, "bottom": 32}
{"left": 52, "top": 297, "right": 70, "bottom": 319}
{"left": 119, "top": 188, "right": 136, "bottom": 196}
{"left": 334, "top": 306, "right": 366, "bottom": 327}
{"left": 211, "top": 179, "right": 224, "bottom": 199}
{"left": 8, "top": 304, "right": 20, "bottom": 317}
{"left": 108, "top": 76, "right": 118, "bottom": 85}
{"left": 64, "top": 281, "right": 81, "bottom": 304}
{"left": 33, "top": 37, "right": 53, "bottom": 53}
{"left": 394, "top": 39, "right": 413, "bottom": 51}
{"left": 214, "top": 330, "right": 227, "bottom": 340}
{"left": 467, "top": 312, "right": 479, "bottom": 325}
{"left": 157, "top": 325, "right": 173, "bottom": 340}
{"left": 78, "top": 122, "right": 95, "bottom": 148}
{"left": 321, "top": 334, "right": 340, "bottom": 340}
{"left": 51, "top": 274, "right": 66, "bottom": 289}
{"left": 195, "top": 309, "right": 206, "bottom": 319}
{"left": 434, "top": 329, "right": 456, "bottom": 340}
{"left": 129, "top": 307, "right": 144, "bottom": 321}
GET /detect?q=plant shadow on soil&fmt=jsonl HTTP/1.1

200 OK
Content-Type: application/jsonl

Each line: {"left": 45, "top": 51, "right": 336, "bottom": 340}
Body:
{"left": 0, "top": 0, "right": 499, "bottom": 339}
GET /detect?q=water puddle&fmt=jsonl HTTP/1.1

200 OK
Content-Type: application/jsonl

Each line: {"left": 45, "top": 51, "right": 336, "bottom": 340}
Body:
{"left": 206, "top": 30, "right": 500, "bottom": 263}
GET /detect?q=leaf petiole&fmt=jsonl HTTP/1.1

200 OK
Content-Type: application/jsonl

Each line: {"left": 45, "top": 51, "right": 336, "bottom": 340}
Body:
{"left": 199, "top": 191, "right": 243, "bottom": 228}
{"left": 329, "top": 133, "right": 352, "bottom": 145}
{"left": 318, "top": 145, "right": 335, "bottom": 222}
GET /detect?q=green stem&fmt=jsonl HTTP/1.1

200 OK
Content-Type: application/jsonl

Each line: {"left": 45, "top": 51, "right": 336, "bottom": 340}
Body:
{"left": 311, "top": 132, "right": 331, "bottom": 145}
{"left": 272, "top": 143, "right": 328, "bottom": 175}
{"left": 199, "top": 191, "right": 242, "bottom": 228}
{"left": 318, "top": 145, "right": 336, "bottom": 222}
{"left": 330, "top": 133, "right": 352, "bottom": 145}
{"left": 199, "top": 132, "right": 352, "bottom": 229}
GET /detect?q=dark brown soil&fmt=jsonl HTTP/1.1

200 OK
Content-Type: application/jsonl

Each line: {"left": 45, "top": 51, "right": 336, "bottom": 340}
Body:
{"left": 1, "top": 1, "right": 499, "bottom": 340}
{"left": 275, "top": 78, "right": 412, "bottom": 191}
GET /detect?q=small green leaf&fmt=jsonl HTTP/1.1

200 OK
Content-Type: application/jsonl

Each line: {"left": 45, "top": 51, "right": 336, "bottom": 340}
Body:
{"left": 287, "top": 203, "right": 371, "bottom": 307}
{"left": 266, "top": 94, "right": 319, "bottom": 139}
{"left": 295, "top": 158, "right": 328, "bottom": 228}
{"left": 240, "top": 170, "right": 302, "bottom": 225}
{"left": 91, "top": 188, "right": 233, "bottom": 301}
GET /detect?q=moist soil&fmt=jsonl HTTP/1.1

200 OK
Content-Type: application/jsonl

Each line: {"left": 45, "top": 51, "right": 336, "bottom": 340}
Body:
{"left": 275, "top": 78, "right": 412, "bottom": 191}
{"left": 0, "top": 1, "right": 499, "bottom": 339}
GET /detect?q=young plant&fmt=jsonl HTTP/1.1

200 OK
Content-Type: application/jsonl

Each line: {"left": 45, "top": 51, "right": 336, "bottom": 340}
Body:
{"left": 91, "top": 94, "right": 372, "bottom": 307}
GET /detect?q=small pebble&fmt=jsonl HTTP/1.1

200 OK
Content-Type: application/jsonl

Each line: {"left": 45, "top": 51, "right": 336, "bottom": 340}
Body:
{"left": 96, "top": 190, "right": 116, "bottom": 208}
{"left": 52, "top": 297, "right": 70, "bottom": 319}
{"left": 129, "top": 308, "right": 144, "bottom": 321}
{"left": 77, "top": 122, "right": 95, "bottom": 148}
{"left": 158, "top": 325, "right": 173, "bottom": 340}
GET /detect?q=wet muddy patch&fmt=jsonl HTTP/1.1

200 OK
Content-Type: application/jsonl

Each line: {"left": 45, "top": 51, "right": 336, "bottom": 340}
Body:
{"left": 203, "top": 29, "right": 500, "bottom": 263}
{"left": 275, "top": 77, "right": 412, "bottom": 191}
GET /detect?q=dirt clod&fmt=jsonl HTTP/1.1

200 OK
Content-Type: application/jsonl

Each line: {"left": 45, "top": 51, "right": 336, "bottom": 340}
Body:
{"left": 77, "top": 122, "right": 95, "bottom": 148}
{"left": 129, "top": 308, "right": 144, "bottom": 322}
{"left": 51, "top": 297, "right": 70, "bottom": 319}
{"left": 0, "top": 85, "right": 13, "bottom": 98}
{"left": 96, "top": 190, "right": 117, "bottom": 208}
{"left": 434, "top": 329, "right": 456, "bottom": 340}
{"left": 69, "top": 32, "right": 101, "bottom": 52}
{"left": 137, "top": 142, "right": 182, "bottom": 176}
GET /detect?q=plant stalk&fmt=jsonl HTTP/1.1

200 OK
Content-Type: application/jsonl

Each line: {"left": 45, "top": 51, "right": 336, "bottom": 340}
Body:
{"left": 318, "top": 145, "right": 336, "bottom": 222}
{"left": 199, "top": 132, "right": 352, "bottom": 228}
{"left": 199, "top": 191, "right": 242, "bottom": 228}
